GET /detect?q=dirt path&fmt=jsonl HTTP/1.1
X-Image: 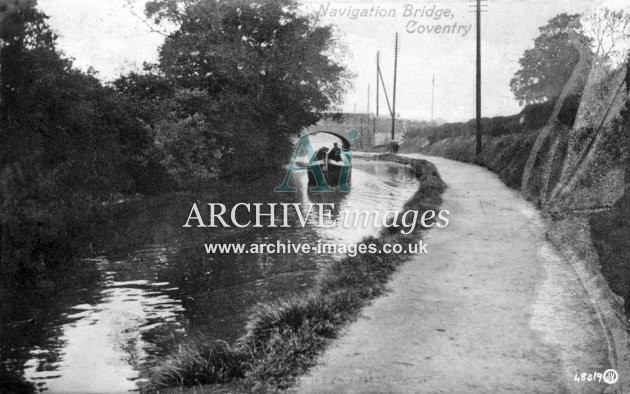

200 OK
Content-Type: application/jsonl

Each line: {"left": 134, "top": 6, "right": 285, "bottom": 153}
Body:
{"left": 294, "top": 154, "right": 614, "bottom": 394}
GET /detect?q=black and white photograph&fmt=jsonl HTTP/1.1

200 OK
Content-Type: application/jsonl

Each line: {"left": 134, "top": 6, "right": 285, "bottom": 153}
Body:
{"left": 1, "top": 0, "right": 629, "bottom": 393}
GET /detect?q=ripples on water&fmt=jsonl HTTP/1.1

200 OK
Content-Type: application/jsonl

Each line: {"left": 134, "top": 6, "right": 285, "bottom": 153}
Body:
{"left": 3, "top": 160, "right": 419, "bottom": 392}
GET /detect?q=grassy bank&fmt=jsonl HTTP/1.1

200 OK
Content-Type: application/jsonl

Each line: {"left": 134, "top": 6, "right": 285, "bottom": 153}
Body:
{"left": 146, "top": 155, "right": 446, "bottom": 393}
{"left": 590, "top": 193, "right": 630, "bottom": 312}
{"left": 397, "top": 97, "right": 581, "bottom": 192}
{"left": 401, "top": 131, "right": 539, "bottom": 191}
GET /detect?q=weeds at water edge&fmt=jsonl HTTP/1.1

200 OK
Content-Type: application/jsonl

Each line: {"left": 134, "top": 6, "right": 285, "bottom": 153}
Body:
{"left": 146, "top": 155, "right": 446, "bottom": 393}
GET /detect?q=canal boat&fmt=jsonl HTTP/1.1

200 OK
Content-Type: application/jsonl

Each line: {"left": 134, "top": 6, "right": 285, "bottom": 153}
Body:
{"left": 304, "top": 131, "right": 352, "bottom": 189}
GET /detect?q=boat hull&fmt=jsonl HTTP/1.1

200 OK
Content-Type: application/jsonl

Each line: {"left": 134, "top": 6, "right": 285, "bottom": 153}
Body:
{"left": 307, "top": 163, "right": 351, "bottom": 189}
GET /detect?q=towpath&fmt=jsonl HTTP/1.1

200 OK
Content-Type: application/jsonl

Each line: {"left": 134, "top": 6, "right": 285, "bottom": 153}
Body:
{"left": 294, "top": 154, "right": 614, "bottom": 393}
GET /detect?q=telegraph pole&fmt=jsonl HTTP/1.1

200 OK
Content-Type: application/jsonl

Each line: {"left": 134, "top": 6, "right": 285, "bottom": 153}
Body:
{"left": 367, "top": 84, "right": 370, "bottom": 114}
{"left": 431, "top": 74, "right": 435, "bottom": 122}
{"left": 375, "top": 51, "right": 380, "bottom": 140}
{"left": 376, "top": 51, "right": 380, "bottom": 117}
{"left": 391, "top": 33, "right": 399, "bottom": 141}
{"left": 475, "top": 0, "right": 483, "bottom": 156}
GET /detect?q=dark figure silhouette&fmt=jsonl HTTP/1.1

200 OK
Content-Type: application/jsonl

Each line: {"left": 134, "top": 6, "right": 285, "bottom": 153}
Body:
{"left": 328, "top": 142, "right": 341, "bottom": 161}
{"left": 314, "top": 147, "right": 329, "bottom": 162}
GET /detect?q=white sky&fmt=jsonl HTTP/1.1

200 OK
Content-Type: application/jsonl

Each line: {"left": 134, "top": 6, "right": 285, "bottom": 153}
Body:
{"left": 38, "top": 0, "right": 599, "bottom": 122}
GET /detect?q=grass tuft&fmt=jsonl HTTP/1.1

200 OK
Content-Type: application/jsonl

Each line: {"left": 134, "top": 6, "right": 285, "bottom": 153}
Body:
{"left": 147, "top": 340, "right": 248, "bottom": 389}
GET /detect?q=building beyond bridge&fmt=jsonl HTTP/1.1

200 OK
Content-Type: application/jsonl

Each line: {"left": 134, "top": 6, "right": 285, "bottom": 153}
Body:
{"left": 307, "top": 113, "right": 427, "bottom": 150}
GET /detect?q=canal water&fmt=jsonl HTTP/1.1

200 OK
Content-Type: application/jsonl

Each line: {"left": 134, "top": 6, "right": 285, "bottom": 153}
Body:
{"left": 1, "top": 160, "right": 419, "bottom": 393}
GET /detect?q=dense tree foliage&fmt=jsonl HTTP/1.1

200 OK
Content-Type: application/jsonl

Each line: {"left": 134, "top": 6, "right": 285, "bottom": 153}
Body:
{"left": 510, "top": 14, "right": 585, "bottom": 105}
{"left": 0, "top": 3, "right": 161, "bottom": 207}
{"left": 0, "top": 1, "right": 167, "bottom": 305}
{"left": 1, "top": 0, "right": 347, "bottom": 203}
{"left": 0, "top": 0, "right": 347, "bottom": 293}
{"left": 119, "top": 0, "right": 348, "bottom": 181}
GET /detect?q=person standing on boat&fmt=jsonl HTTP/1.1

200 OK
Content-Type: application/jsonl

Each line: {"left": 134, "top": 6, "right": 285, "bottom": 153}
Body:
{"left": 328, "top": 142, "right": 341, "bottom": 162}
{"left": 313, "top": 147, "right": 329, "bottom": 173}
{"left": 315, "top": 147, "right": 329, "bottom": 161}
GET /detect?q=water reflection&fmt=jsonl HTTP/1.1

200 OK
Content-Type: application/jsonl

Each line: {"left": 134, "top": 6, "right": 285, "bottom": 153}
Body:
{"left": 305, "top": 161, "right": 419, "bottom": 245}
{"left": 23, "top": 257, "right": 185, "bottom": 392}
{"left": 3, "top": 160, "right": 418, "bottom": 393}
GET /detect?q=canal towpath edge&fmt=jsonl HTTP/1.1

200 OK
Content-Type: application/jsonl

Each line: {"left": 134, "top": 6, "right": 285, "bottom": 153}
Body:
{"left": 293, "top": 153, "right": 617, "bottom": 393}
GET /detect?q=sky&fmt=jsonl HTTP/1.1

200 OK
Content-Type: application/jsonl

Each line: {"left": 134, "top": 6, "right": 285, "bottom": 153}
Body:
{"left": 36, "top": 0, "right": 603, "bottom": 122}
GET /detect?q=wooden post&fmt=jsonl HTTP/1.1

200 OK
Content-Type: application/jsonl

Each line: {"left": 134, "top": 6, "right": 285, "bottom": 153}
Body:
{"left": 376, "top": 51, "right": 380, "bottom": 117}
{"left": 475, "top": 0, "right": 482, "bottom": 156}
{"left": 391, "top": 33, "right": 399, "bottom": 142}
{"left": 431, "top": 74, "right": 435, "bottom": 122}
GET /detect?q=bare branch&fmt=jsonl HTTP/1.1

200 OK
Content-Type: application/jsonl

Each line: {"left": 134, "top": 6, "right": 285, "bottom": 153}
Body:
{"left": 124, "top": 0, "right": 171, "bottom": 37}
